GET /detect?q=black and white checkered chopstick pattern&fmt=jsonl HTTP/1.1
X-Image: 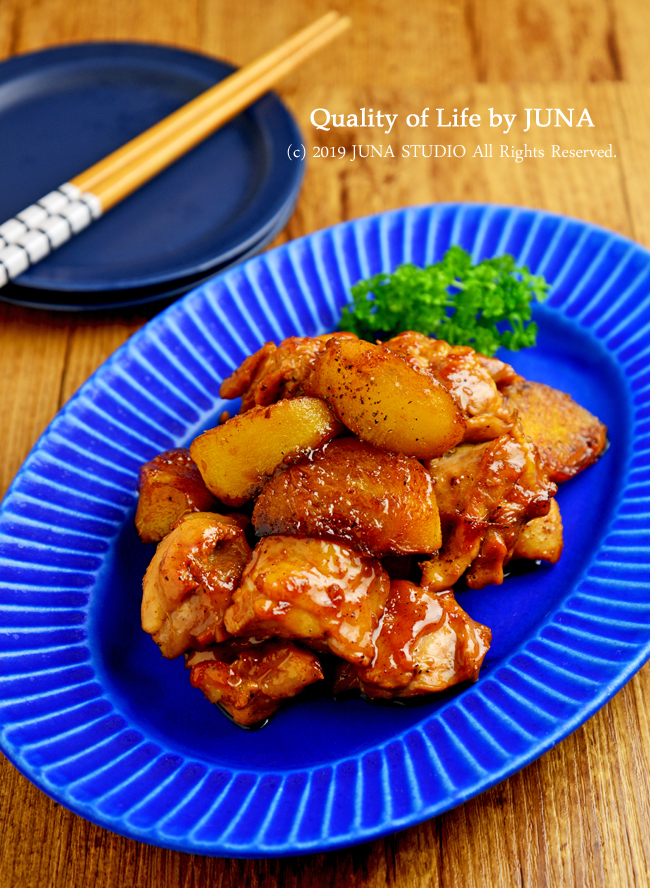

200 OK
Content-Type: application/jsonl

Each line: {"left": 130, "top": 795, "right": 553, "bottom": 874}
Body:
{"left": 0, "top": 183, "right": 102, "bottom": 287}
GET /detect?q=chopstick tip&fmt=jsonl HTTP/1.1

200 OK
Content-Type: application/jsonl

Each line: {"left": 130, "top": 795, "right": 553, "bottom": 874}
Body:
{"left": 321, "top": 10, "right": 352, "bottom": 30}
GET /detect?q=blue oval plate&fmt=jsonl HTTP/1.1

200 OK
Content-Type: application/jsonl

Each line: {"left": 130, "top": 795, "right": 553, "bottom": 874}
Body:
{"left": 0, "top": 42, "right": 305, "bottom": 303}
{"left": 0, "top": 204, "right": 646, "bottom": 857}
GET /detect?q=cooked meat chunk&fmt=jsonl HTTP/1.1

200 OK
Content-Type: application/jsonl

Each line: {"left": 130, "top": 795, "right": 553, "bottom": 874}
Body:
{"left": 383, "top": 331, "right": 518, "bottom": 442}
{"left": 422, "top": 423, "right": 556, "bottom": 590}
{"left": 474, "top": 352, "right": 518, "bottom": 388}
{"left": 503, "top": 376, "right": 608, "bottom": 482}
{"left": 252, "top": 437, "right": 441, "bottom": 557}
{"left": 138, "top": 328, "right": 610, "bottom": 729}
{"left": 512, "top": 497, "right": 563, "bottom": 564}
{"left": 220, "top": 332, "right": 357, "bottom": 413}
{"left": 224, "top": 534, "right": 390, "bottom": 667}
{"left": 186, "top": 639, "right": 323, "bottom": 726}
{"left": 141, "top": 512, "right": 251, "bottom": 659}
{"left": 135, "top": 448, "right": 221, "bottom": 543}
{"left": 334, "top": 581, "right": 491, "bottom": 698}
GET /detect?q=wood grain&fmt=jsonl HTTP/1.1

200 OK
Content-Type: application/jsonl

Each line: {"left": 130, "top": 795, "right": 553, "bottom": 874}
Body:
{"left": 468, "top": 0, "right": 621, "bottom": 82}
{"left": 611, "top": 0, "right": 650, "bottom": 80}
{"left": 1, "top": 0, "right": 202, "bottom": 57}
{"left": 0, "top": 304, "right": 70, "bottom": 495}
{"left": 1, "top": 2, "right": 650, "bottom": 887}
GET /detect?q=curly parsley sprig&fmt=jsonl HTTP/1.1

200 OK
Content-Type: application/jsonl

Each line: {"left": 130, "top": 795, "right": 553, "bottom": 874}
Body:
{"left": 338, "top": 246, "right": 548, "bottom": 356}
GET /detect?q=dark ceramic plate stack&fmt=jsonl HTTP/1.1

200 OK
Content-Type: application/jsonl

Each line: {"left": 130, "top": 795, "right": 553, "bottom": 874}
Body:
{"left": 0, "top": 42, "right": 305, "bottom": 310}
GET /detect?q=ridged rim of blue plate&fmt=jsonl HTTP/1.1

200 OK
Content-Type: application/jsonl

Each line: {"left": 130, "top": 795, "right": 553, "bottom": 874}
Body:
{"left": 0, "top": 203, "right": 648, "bottom": 857}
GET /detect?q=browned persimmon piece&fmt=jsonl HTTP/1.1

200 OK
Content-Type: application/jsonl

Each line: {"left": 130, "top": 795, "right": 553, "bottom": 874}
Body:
{"left": 135, "top": 448, "right": 221, "bottom": 543}
{"left": 383, "top": 332, "right": 518, "bottom": 442}
{"left": 253, "top": 437, "right": 441, "bottom": 557}
{"left": 305, "top": 337, "right": 465, "bottom": 459}
{"left": 512, "top": 497, "right": 563, "bottom": 564}
{"left": 141, "top": 512, "right": 251, "bottom": 659}
{"left": 190, "top": 396, "right": 344, "bottom": 507}
{"left": 186, "top": 639, "right": 323, "bottom": 726}
{"left": 503, "top": 377, "right": 608, "bottom": 482}
{"left": 224, "top": 535, "right": 390, "bottom": 667}
{"left": 220, "top": 332, "right": 358, "bottom": 413}
{"left": 334, "top": 581, "right": 491, "bottom": 698}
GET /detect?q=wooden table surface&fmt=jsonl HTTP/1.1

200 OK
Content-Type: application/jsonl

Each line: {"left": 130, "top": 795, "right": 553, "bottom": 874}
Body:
{"left": 2, "top": 1, "right": 650, "bottom": 885}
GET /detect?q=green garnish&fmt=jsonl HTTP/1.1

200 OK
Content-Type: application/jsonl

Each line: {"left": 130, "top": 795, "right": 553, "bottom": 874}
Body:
{"left": 339, "top": 246, "right": 548, "bottom": 356}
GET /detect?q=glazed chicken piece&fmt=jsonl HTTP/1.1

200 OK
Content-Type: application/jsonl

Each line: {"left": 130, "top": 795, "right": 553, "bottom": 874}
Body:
{"left": 383, "top": 331, "right": 518, "bottom": 442}
{"left": 503, "top": 376, "right": 608, "bottom": 482}
{"left": 334, "top": 580, "right": 491, "bottom": 698}
{"left": 422, "top": 422, "right": 557, "bottom": 591}
{"left": 186, "top": 638, "right": 323, "bottom": 726}
{"left": 224, "top": 534, "right": 390, "bottom": 667}
{"left": 135, "top": 448, "right": 221, "bottom": 543}
{"left": 220, "top": 332, "right": 357, "bottom": 413}
{"left": 252, "top": 437, "right": 441, "bottom": 557}
{"left": 142, "top": 512, "right": 251, "bottom": 659}
{"left": 474, "top": 352, "right": 519, "bottom": 388}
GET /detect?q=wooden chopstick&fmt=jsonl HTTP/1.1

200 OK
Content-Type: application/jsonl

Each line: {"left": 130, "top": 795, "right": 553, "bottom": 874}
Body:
{"left": 72, "top": 11, "right": 346, "bottom": 199}
{"left": 0, "top": 13, "right": 350, "bottom": 290}
{"left": 87, "top": 13, "right": 350, "bottom": 211}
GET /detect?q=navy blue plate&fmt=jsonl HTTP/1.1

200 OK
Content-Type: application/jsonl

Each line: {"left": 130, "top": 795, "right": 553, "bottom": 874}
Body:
{"left": 0, "top": 204, "right": 646, "bottom": 857}
{"left": 0, "top": 42, "right": 304, "bottom": 299}
{"left": 0, "top": 186, "right": 296, "bottom": 312}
